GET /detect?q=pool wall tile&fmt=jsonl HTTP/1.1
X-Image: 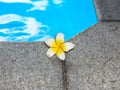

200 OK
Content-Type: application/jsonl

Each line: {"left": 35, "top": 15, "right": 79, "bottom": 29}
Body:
{"left": 94, "top": 0, "right": 120, "bottom": 21}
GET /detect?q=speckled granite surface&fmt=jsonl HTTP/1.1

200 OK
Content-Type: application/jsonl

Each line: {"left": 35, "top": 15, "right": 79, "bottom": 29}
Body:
{"left": 94, "top": 0, "right": 120, "bottom": 21}
{"left": 0, "top": 42, "right": 63, "bottom": 90}
{"left": 66, "top": 22, "right": 120, "bottom": 90}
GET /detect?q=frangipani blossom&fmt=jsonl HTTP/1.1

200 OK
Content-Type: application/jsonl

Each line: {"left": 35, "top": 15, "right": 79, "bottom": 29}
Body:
{"left": 45, "top": 33, "right": 75, "bottom": 60}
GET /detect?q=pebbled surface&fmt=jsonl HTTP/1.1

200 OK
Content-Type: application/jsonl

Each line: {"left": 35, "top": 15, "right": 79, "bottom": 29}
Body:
{"left": 94, "top": 0, "right": 120, "bottom": 21}
{"left": 0, "top": 42, "right": 63, "bottom": 90}
{"left": 66, "top": 22, "right": 120, "bottom": 90}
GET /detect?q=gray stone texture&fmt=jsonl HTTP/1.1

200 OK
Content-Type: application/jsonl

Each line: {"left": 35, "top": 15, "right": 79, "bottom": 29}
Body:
{"left": 0, "top": 42, "right": 63, "bottom": 90}
{"left": 66, "top": 22, "right": 120, "bottom": 90}
{"left": 94, "top": 0, "right": 120, "bottom": 21}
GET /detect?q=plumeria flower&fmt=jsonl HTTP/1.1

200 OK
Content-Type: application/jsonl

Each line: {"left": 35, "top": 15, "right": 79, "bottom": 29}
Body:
{"left": 45, "top": 33, "right": 75, "bottom": 60}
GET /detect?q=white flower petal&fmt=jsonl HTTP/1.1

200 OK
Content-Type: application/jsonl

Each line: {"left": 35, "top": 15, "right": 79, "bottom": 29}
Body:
{"left": 57, "top": 49, "right": 65, "bottom": 60}
{"left": 45, "top": 38, "right": 56, "bottom": 47}
{"left": 57, "top": 52, "right": 65, "bottom": 61}
{"left": 56, "top": 33, "right": 64, "bottom": 44}
{"left": 46, "top": 48, "right": 56, "bottom": 57}
{"left": 63, "top": 42, "right": 75, "bottom": 52}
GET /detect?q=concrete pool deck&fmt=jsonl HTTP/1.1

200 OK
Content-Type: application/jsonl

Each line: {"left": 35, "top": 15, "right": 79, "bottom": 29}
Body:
{"left": 0, "top": 0, "right": 120, "bottom": 90}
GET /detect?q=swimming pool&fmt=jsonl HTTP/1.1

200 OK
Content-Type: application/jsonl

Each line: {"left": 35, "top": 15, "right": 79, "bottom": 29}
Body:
{"left": 0, "top": 0, "right": 97, "bottom": 42}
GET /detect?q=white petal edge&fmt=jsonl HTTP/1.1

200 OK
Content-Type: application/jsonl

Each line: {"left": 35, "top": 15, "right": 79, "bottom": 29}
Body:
{"left": 46, "top": 48, "right": 56, "bottom": 57}
{"left": 64, "top": 42, "right": 75, "bottom": 52}
{"left": 57, "top": 51, "right": 65, "bottom": 61}
{"left": 56, "top": 33, "right": 64, "bottom": 42}
{"left": 45, "top": 38, "right": 55, "bottom": 47}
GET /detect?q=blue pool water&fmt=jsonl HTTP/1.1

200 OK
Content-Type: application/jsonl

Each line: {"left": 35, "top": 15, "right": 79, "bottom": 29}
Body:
{"left": 0, "top": 0, "right": 97, "bottom": 42}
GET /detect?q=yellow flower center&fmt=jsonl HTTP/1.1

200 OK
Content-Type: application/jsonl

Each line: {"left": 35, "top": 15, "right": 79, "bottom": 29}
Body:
{"left": 51, "top": 39, "right": 66, "bottom": 55}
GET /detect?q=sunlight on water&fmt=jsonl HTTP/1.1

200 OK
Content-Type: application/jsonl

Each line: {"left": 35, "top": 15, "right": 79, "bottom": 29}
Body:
{"left": 0, "top": 0, "right": 97, "bottom": 42}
